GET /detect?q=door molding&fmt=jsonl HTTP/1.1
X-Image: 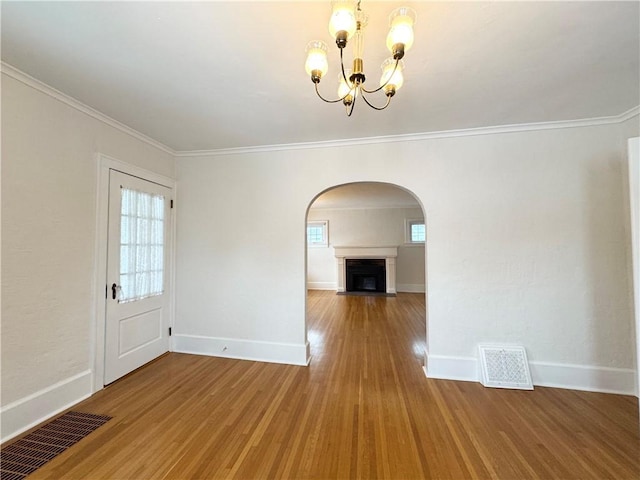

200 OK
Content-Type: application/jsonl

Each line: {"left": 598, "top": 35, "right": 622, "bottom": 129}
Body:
{"left": 92, "top": 153, "right": 176, "bottom": 393}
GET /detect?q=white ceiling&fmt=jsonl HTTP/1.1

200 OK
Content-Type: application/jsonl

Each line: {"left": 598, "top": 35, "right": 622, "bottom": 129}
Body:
{"left": 2, "top": 1, "right": 638, "bottom": 152}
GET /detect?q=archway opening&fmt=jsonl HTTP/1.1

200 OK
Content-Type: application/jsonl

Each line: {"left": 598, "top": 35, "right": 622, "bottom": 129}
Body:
{"left": 304, "top": 181, "right": 428, "bottom": 369}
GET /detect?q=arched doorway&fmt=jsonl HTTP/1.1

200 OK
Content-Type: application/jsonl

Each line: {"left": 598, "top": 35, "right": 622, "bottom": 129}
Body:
{"left": 304, "top": 181, "right": 429, "bottom": 368}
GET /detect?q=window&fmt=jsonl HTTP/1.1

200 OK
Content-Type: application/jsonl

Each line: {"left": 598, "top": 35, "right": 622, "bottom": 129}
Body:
{"left": 119, "top": 188, "right": 165, "bottom": 302}
{"left": 307, "top": 220, "right": 328, "bottom": 247}
{"left": 406, "top": 219, "right": 425, "bottom": 244}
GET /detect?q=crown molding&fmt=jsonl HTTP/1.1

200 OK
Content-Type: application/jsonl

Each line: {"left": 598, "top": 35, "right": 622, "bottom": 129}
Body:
{"left": 1, "top": 62, "right": 176, "bottom": 156}
{"left": 3, "top": 61, "right": 637, "bottom": 159}
{"left": 619, "top": 105, "right": 640, "bottom": 123}
{"left": 176, "top": 105, "right": 640, "bottom": 158}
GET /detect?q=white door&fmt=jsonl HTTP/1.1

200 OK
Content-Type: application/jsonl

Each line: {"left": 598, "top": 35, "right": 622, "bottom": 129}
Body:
{"left": 104, "top": 170, "right": 172, "bottom": 384}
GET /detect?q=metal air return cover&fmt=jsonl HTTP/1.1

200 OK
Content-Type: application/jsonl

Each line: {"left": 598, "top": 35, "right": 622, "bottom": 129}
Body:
{"left": 478, "top": 345, "right": 533, "bottom": 390}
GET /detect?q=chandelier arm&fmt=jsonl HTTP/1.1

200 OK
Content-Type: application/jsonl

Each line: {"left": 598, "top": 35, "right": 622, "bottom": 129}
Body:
{"left": 346, "top": 94, "right": 357, "bottom": 117}
{"left": 314, "top": 82, "right": 349, "bottom": 104}
{"left": 360, "top": 91, "right": 392, "bottom": 111}
{"left": 360, "top": 59, "right": 399, "bottom": 94}
{"left": 339, "top": 48, "right": 350, "bottom": 85}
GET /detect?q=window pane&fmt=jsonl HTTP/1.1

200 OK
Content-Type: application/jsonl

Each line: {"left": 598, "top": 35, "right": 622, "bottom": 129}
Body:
{"left": 307, "top": 221, "right": 328, "bottom": 246}
{"left": 411, "top": 223, "right": 425, "bottom": 242}
{"left": 119, "top": 188, "right": 165, "bottom": 302}
{"left": 307, "top": 225, "right": 324, "bottom": 244}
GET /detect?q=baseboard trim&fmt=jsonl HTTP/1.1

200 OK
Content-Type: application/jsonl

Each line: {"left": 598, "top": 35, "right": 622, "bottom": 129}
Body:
{"left": 307, "top": 282, "right": 337, "bottom": 290}
{"left": 0, "top": 370, "right": 93, "bottom": 443}
{"left": 397, "top": 283, "right": 426, "bottom": 293}
{"left": 173, "top": 334, "right": 311, "bottom": 366}
{"left": 424, "top": 354, "right": 479, "bottom": 382}
{"left": 529, "top": 361, "right": 637, "bottom": 395}
{"left": 423, "top": 353, "right": 637, "bottom": 395}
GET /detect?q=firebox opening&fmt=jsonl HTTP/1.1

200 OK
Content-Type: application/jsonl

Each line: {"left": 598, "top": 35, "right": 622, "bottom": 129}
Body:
{"left": 345, "top": 258, "right": 386, "bottom": 293}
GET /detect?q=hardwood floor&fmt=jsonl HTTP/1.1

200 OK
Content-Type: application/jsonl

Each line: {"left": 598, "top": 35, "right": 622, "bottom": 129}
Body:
{"left": 11, "top": 291, "right": 640, "bottom": 479}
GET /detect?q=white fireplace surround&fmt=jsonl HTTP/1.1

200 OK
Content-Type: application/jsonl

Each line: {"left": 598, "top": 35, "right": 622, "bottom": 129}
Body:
{"left": 334, "top": 246, "right": 398, "bottom": 294}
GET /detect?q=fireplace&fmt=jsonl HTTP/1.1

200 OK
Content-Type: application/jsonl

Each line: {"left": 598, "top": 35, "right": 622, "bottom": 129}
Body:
{"left": 346, "top": 259, "right": 386, "bottom": 293}
{"left": 334, "top": 246, "right": 398, "bottom": 295}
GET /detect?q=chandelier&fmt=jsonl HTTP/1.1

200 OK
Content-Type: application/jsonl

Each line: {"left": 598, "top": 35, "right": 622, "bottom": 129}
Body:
{"left": 304, "top": 0, "right": 416, "bottom": 116}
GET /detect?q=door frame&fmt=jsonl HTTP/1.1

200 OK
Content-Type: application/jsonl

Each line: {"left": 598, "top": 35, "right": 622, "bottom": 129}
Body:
{"left": 628, "top": 137, "right": 640, "bottom": 406}
{"left": 92, "top": 153, "right": 176, "bottom": 393}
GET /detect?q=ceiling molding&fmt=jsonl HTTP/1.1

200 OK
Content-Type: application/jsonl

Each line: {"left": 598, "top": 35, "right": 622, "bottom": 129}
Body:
{"left": 3, "top": 62, "right": 637, "bottom": 160}
{"left": 1, "top": 62, "right": 176, "bottom": 156}
{"left": 176, "top": 106, "right": 640, "bottom": 158}
{"left": 309, "top": 204, "right": 422, "bottom": 211}
{"left": 620, "top": 105, "right": 640, "bottom": 122}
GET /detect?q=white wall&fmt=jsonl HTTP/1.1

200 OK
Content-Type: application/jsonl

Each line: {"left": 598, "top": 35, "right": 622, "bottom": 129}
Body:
{"left": 306, "top": 206, "right": 425, "bottom": 292}
{"left": 175, "top": 120, "right": 638, "bottom": 393}
{"left": 1, "top": 71, "right": 175, "bottom": 440}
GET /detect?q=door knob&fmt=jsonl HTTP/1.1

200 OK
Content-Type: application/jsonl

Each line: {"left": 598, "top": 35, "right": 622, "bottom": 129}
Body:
{"left": 111, "top": 283, "right": 120, "bottom": 300}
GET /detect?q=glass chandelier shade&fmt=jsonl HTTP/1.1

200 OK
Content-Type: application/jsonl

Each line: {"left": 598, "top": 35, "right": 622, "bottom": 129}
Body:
{"left": 386, "top": 7, "right": 416, "bottom": 58}
{"left": 380, "top": 58, "right": 405, "bottom": 96}
{"left": 304, "top": 1, "right": 417, "bottom": 116}
{"left": 304, "top": 41, "right": 329, "bottom": 82}
{"left": 328, "top": 0, "right": 357, "bottom": 46}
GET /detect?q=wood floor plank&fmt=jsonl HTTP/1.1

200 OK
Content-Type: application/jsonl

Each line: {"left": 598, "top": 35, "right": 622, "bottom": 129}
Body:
{"left": 6, "top": 290, "right": 639, "bottom": 479}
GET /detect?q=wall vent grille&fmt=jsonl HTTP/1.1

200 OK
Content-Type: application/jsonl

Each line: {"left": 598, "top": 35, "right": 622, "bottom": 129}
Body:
{"left": 0, "top": 411, "right": 111, "bottom": 479}
{"left": 478, "top": 345, "right": 533, "bottom": 390}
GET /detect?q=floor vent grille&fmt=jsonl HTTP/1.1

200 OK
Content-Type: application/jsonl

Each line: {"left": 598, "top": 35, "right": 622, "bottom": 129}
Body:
{"left": 479, "top": 345, "right": 533, "bottom": 390}
{"left": 1, "top": 411, "right": 111, "bottom": 479}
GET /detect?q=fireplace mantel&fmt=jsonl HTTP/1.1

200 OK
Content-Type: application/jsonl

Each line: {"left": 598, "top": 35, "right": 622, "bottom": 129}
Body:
{"left": 334, "top": 246, "right": 398, "bottom": 259}
{"left": 334, "top": 246, "right": 398, "bottom": 294}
